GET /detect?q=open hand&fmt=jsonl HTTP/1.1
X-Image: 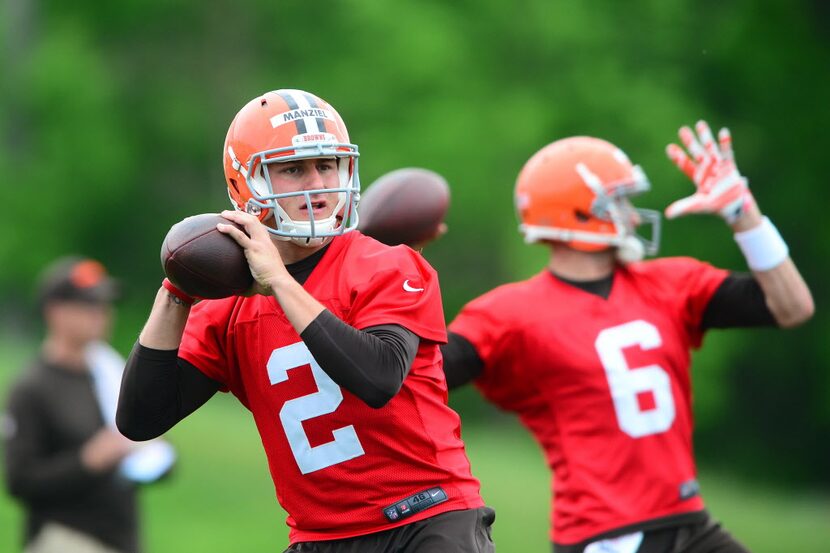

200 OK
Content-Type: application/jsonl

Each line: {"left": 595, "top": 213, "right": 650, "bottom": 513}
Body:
{"left": 665, "top": 120, "right": 753, "bottom": 223}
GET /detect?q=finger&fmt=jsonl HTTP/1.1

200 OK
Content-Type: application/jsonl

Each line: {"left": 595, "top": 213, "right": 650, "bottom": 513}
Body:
{"left": 221, "top": 210, "right": 269, "bottom": 240}
{"left": 695, "top": 120, "right": 721, "bottom": 162}
{"left": 664, "top": 194, "right": 709, "bottom": 219}
{"left": 666, "top": 143, "right": 696, "bottom": 180}
{"left": 217, "top": 222, "right": 253, "bottom": 248}
{"left": 679, "top": 125, "right": 705, "bottom": 161}
{"left": 220, "top": 209, "right": 258, "bottom": 226}
{"left": 718, "top": 127, "right": 734, "bottom": 162}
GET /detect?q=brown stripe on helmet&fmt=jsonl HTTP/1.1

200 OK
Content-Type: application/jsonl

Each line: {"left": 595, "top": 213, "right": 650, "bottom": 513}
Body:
{"left": 300, "top": 91, "right": 328, "bottom": 134}
{"left": 276, "top": 91, "right": 307, "bottom": 134}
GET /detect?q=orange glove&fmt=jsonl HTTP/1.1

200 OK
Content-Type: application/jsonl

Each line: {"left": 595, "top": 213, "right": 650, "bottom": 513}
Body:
{"left": 665, "top": 120, "right": 753, "bottom": 223}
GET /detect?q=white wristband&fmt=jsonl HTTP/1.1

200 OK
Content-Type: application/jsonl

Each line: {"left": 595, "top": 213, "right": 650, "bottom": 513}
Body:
{"left": 734, "top": 216, "right": 789, "bottom": 272}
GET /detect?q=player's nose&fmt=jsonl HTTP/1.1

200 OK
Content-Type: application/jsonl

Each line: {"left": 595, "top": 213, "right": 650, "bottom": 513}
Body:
{"left": 303, "top": 163, "right": 326, "bottom": 189}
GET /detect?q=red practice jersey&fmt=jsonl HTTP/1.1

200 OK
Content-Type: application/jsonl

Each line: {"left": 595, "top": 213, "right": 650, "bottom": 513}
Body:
{"left": 449, "top": 257, "right": 728, "bottom": 545}
{"left": 180, "top": 232, "right": 483, "bottom": 543}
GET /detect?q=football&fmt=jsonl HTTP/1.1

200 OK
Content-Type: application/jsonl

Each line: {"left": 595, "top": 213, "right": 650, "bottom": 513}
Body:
{"left": 160, "top": 213, "right": 254, "bottom": 299}
{"left": 357, "top": 168, "right": 450, "bottom": 247}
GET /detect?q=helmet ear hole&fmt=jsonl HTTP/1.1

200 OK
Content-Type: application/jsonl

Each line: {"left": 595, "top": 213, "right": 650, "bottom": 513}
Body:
{"left": 575, "top": 210, "right": 592, "bottom": 223}
{"left": 229, "top": 179, "right": 240, "bottom": 195}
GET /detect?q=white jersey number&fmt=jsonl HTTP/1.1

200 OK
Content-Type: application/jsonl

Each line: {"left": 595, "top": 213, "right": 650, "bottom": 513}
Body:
{"left": 267, "top": 342, "right": 365, "bottom": 474}
{"left": 594, "top": 320, "right": 676, "bottom": 438}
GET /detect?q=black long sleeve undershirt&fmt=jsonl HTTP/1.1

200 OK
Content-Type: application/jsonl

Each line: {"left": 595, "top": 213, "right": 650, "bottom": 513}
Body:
{"left": 441, "top": 332, "right": 484, "bottom": 390}
{"left": 440, "top": 272, "right": 777, "bottom": 390}
{"left": 699, "top": 272, "right": 776, "bottom": 330}
{"left": 300, "top": 311, "right": 419, "bottom": 408}
{"left": 117, "top": 315, "right": 419, "bottom": 441}
{"left": 117, "top": 345, "right": 218, "bottom": 441}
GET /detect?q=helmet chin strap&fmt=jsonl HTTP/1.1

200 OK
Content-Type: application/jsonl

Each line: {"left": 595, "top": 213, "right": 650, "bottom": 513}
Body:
{"left": 289, "top": 232, "right": 332, "bottom": 248}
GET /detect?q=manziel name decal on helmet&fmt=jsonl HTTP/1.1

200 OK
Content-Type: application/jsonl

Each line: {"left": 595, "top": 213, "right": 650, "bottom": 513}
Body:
{"left": 271, "top": 107, "right": 336, "bottom": 131}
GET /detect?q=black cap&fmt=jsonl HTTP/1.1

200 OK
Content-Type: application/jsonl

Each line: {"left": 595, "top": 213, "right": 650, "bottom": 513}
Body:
{"left": 37, "top": 256, "right": 120, "bottom": 306}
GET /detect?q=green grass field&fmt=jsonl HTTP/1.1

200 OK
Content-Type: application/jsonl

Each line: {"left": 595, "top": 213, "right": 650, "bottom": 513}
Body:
{"left": 1, "top": 341, "right": 829, "bottom": 552}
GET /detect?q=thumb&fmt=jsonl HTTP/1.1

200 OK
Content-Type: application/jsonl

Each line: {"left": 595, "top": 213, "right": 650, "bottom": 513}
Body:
{"left": 665, "top": 194, "right": 707, "bottom": 219}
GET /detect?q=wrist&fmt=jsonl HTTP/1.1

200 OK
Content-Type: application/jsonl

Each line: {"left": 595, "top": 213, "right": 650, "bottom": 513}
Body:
{"left": 729, "top": 193, "right": 761, "bottom": 232}
{"left": 267, "top": 274, "right": 297, "bottom": 294}
{"left": 162, "top": 278, "right": 195, "bottom": 306}
{"left": 734, "top": 216, "right": 789, "bottom": 272}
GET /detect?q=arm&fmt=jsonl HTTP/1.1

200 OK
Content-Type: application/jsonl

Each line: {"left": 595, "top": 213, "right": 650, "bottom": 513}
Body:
{"left": 729, "top": 202, "right": 813, "bottom": 328}
{"left": 440, "top": 332, "right": 484, "bottom": 389}
{"left": 5, "top": 390, "right": 94, "bottom": 500}
{"left": 138, "top": 284, "right": 192, "bottom": 349}
{"left": 666, "top": 120, "right": 814, "bottom": 329}
{"left": 116, "top": 284, "right": 220, "bottom": 441}
{"left": 4, "top": 388, "right": 127, "bottom": 501}
{"left": 701, "top": 273, "right": 775, "bottom": 330}
{"left": 116, "top": 344, "right": 220, "bottom": 441}
{"left": 302, "top": 312, "right": 419, "bottom": 408}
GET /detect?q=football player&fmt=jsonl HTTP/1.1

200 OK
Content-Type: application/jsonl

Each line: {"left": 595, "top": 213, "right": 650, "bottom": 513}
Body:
{"left": 442, "top": 122, "right": 813, "bottom": 553}
{"left": 116, "top": 90, "right": 494, "bottom": 552}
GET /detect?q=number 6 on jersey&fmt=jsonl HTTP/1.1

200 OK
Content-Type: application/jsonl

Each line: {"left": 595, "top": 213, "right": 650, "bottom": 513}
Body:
{"left": 595, "top": 320, "right": 676, "bottom": 438}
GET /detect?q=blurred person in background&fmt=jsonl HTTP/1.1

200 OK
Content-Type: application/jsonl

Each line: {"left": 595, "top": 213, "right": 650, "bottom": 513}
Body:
{"left": 116, "top": 89, "right": 494, "bottom": 552}
{"left": 2, "top": 256, "right": 175, "bottom": 553}
{"left": 437, "top": 122, "right": 814, "bottom": 553}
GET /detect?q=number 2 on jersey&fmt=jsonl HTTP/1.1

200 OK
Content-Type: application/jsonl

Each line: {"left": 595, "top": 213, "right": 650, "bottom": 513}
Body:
{"left": 267, "top": 342, "right": 365, "bottom": 474}
{"left": 595, "top": 320, "right": 676, "bottom": 438}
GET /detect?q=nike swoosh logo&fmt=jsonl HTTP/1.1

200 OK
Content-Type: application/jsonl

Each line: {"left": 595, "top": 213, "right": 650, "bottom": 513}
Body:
{"left": 430, "top": 491, "right": 440, "bottom": 497}
{"left": 403, "top": 280, "right": 424, "bottom": 293}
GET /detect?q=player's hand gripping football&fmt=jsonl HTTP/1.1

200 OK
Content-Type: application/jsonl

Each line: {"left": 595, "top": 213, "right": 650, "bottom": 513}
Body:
{"left": 217, "top": 210, "right": 290, "bottom": 296}
{"left": 665, "top": 120, "right": 754, "bottom": 224}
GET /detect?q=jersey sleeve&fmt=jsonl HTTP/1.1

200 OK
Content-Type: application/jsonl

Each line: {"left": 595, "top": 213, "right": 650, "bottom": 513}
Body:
{"left": 178, "top": 298, "right": 235, "bottom": 391}
{"left": 347, "top": 247, "right": 447, "bottom": 343}
{"left": 449, "top": 289, "right": 511, "bottom": 366}
{"left": 449, "top": 286, "right": 530, "bottom": 408}
{"left": 653, "top": 257, "right": 730, "bottom": 348}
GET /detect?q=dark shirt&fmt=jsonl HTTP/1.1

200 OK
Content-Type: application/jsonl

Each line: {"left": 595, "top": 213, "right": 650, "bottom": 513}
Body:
{"left": 3, "top": 358, "right": 139, "bottom": 553}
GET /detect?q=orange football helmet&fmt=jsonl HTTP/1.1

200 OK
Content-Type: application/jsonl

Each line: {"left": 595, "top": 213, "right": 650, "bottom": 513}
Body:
{"left": 515, "top": 136, "right": 660, "bottom": 261}
{"left": 223, "top": 89, "right": 360, "bottom": 246}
